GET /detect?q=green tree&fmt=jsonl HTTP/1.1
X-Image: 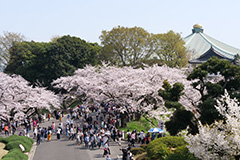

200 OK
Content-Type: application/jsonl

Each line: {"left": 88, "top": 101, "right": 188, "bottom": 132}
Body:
{"left": 99, "top": 26, "right": 154, "bottom": 66}
{"left": 158, "top": 80, "right": 195, "bottom": 135}
{"left": 0, "top": 31, "right": 26, "bottom": 70}
{"left": 154, "top": 30, "right": 190, "bottom": 68}
{"left": 5, "top": 35, "right": 101, "bottom": 87}
{"left": 147, "top": 136, "right": 188, "bottom": 160}
{"left": 187, "top": 56, "right": 240, "bottom": 125}
{"left": 100, "top": 26, "right": 189, "bottom": 68}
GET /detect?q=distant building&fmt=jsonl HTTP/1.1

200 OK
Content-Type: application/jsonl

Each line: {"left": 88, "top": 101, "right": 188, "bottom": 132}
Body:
{"left": 184, "top": 24, "right": 240, "bottom": 64}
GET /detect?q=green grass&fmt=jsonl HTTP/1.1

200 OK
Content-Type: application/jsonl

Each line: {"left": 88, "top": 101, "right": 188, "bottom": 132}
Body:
{"left": 68, "top": 101, "right": 81, "bottom": 109}
{"left": 119, "top": 116, "right": 158, "bottom": 134}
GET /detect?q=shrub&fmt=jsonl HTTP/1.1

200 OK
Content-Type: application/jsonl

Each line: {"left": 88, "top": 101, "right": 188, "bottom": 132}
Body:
{"left": 134, "top": 152, "right": 147, "bottom": 160}
{"left": 5, "top": 140, "right": 31, "bottom": 152}
{"left": 2, "top": 157, "right": 15, "bottom": 160}
{"left": 130, "top": 147, "right": 145, "bottom": 156}
{"left": 0, "top": 136, "right": 5, "bottom": 142}
{"left": 155, "top": 136, "right": 187, "bottom": 148}
{"left": 140, "top": 144, "right": 148, "bottom": 150}
{"left": 3, "top": 135, "right": 34, "bottom": 146}
{"left": 2, "top": 148, "right": 28, "bottom": 160}
{"left": 147, "top": 142, "right": 171, "bottom": 160}
{"left": 166, "top": 146, "right": 199, "bottom": 160}
{"left": 147, "top": 136, "right": 187, "bottom": 160}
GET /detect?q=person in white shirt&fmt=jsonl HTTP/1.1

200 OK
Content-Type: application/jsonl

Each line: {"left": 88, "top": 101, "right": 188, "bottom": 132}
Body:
{"left": 57, "top": 127, "right": 61, "bottom": 139}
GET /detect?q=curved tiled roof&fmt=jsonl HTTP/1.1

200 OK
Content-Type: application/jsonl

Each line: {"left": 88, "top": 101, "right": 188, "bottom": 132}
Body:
{"left": 184, "top": 27, "right": 240, "bottom": 60}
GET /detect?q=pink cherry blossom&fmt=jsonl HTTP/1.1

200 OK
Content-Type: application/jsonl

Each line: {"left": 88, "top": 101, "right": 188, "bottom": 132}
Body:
{"left": 0, "top": 72, "right": 60, "bottom": 120}
{"left": 53, "top": 64, "right": 201, "bottom": 118}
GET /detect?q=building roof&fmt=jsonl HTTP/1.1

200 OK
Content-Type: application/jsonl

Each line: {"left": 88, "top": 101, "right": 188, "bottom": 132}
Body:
{"left": 184, "top": 24, "right": 240, "bottom": 61}
{"left": 189, "top": 46, "right": 232, "bottom": 64}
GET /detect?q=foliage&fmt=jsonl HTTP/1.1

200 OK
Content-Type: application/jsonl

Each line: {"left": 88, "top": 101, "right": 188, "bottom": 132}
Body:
{"left": 147, "top": 136, "right": 187, "bottom": 160}
{"left": 0, "top": 135, "right": 33, "bottom": 160}
{"left": 147, "top": 142, "right": 171, "bottom": 160}
{"left": 159, "top": 79, "right": 184, "bottom": 103}
{"left": 198, "top": 98, "right": 222, "bottom": 124}
{"left": 3, "top": 135, "right": 34, "bottom": 146}
{"left": 187, "top": 57, "right": 240, "bottom": 101}
{"left": 166, "top": 146, "right": 199, "bottom": 160}
{"left": 140, "top": 144, "right": 148, "bottom": 150}
{"left": 5, "top": 140, "right": 30, "bottom": 152}
{"left": 185, "top": 91, "right": 240, "bottom": 160}
{"left": 130, "top": 147, "right": 145, "bottom": 155}
{"left": 233, "top": 54, "right": 240, "bottom": 66}
{"left": 153, "top": 30, "right": 189, "bottom": 68}
{"left": 2, "top": 148, "right": 28, "bottom": 160}
{"left": 187, "top": 57, "right": 240, "bottom": 129}
{"left": 100, "top": 26, "right": 153, "bottom": 66}
{"left": 119, "top": 117, "right": 157, "bottom": 134}
{"left": 0, "top": 31, "right": 26, "bottom": 70}
{"left": 100, "top": 26, "right": 189, "bottom": 68}
{"left": 159, "top": 80, "right": 195, "bottom": 135}
{"left": 134, "top": 152, "right": 148, "bottom": 160}
{"left": 165, "top": 109, "right": 195, "bottom": 135}
{"left": 5, "top": 35, "right": 101, "bottom": 87}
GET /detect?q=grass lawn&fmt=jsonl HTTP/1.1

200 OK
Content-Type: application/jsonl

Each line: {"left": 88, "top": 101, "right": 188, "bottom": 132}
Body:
{"left": 119, "top": 116, "right": 158, "bottom": 133}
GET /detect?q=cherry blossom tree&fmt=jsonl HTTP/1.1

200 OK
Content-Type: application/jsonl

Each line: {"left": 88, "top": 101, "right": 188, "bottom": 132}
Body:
{"left": 52, "top": 64, "right": 200, "bottom": 120}
{"left": 0, "top": 72, "right": 61, "bottom": 121}
{"left": 185, "top": 91, "right": 240, "bottom": 160}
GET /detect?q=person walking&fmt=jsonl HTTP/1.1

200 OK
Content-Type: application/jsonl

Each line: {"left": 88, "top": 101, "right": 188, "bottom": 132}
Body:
{"left": 47, "top": 128, "right": 52, "bottom": 141}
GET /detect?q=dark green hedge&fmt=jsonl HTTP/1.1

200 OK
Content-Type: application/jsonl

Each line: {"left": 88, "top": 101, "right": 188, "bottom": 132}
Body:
{"left": 2, "top": 148, "right": 28, "bottom": 160}
{"left": 5, "top": 140, "right": 31, "bottom": 152}
{"left": 134, "top": 152, "right": 148, "bottom": 160}
{"left": 166, "top": 146, "right": 199, "bottom": 160}
{"left": 147, "top": 136, "right": 188, "bottom": 160}
{"left": 140, "top": 144, "right": 148, "bottom": 150}
{"left": 130, "top": 147, "right": 145, "bottom": 156}
{"left": 0, "top": 135, "right": 34, "bottom": 160}
{"left": 2, "top": 135, "right": 34, "bottom": 146}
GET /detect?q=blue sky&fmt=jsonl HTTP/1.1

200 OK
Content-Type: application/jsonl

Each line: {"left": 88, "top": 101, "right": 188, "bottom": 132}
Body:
{"left": 1, "top": 0, "right": 240, "bottom": 48}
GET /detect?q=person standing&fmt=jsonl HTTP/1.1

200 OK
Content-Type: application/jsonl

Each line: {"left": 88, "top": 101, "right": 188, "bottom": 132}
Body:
{"left": 126, "top": 130, "right": 131, "bottom": 143}
{"left": 52, "top": 122, "right": 55, "bottom": 134}
{"left": 139, "top": 130, "right": 145, "bottom": 144}
{"left": 37, "top": 132, "right": 41, "bottom": 145}
{"left": 131, "top": 131, "right": 136, "bottom": 147}
{"left": 57, "top": 127, "right": 61, "bottom": 140}
{"left": 76, "top": 132, "right": 80, "bottom": 145}
{"left": 47, "top": 127, "right": 52, "bottom": 141}
{"left": 4, "top": 124, "right": 9, "bottom": 136}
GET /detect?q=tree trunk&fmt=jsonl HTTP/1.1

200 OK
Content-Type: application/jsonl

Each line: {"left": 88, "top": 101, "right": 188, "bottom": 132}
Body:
{"left": 135, "top": 112, "right": 141, "bottom": 121}
{"left": 120, "top": 113, "right": 127, "bottom": 127}
{"left": 142, "top": 114, "right": 157, "bottom": 127}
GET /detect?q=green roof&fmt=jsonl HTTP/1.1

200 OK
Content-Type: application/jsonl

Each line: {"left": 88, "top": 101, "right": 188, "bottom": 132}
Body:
{"left": 184, "top": 25, "right": 240, "bottom": 60}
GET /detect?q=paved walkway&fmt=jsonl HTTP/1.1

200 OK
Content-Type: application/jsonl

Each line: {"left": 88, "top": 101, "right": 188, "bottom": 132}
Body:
{"left": 0, "top": 113, "right": 138, "bottom": 160}
{"left": 32, "top": 116, "right": 130, "bottom": 160}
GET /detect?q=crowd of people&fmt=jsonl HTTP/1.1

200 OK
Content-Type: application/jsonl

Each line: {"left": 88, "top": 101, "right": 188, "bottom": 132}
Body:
{"left": 0, "top": 102, "right": 163, "bottom": 160}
